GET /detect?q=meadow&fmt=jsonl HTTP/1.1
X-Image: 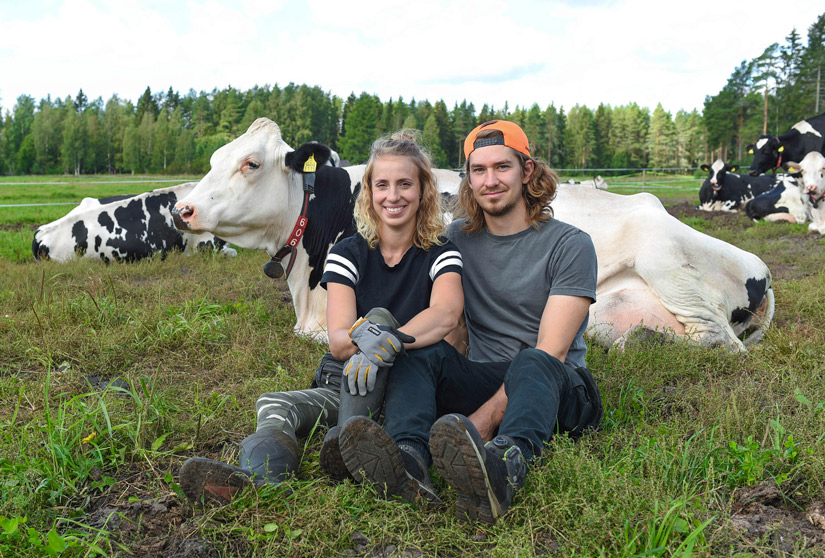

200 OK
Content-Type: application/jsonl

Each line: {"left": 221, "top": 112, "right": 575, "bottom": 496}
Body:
{"left": 0, "top": 176, "right": 824, "bottom": 557}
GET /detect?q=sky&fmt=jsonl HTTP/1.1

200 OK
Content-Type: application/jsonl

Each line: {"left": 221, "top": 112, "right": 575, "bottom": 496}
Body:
{"left": 2, "top": 0, "right": 824, "bottom": 118}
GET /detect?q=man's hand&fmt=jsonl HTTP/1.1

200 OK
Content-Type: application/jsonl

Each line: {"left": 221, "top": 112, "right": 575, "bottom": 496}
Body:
{"left": 348, "top": 317, "right": 415, "bottom": 367}
{"left": 344, "top": 352, "right": 378, "bottom": 396}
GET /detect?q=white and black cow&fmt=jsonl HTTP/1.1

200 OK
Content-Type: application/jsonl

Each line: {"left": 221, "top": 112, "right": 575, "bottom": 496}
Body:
{"left": 785, "top": 151, "right": 825, "bottom": 235}
{"left": 747, "top": 111, "right": 825, "bottom": 176}
{"left": 698, "top": 159, "right": 780, "bottom": 211}
{"left": 743, "top": 176, "right": 807, "bottom": 223}
{"left": 33, "top": 183, "right": 237, "bottom": 262}
{"left": 172, "top": 118, "right": 774, "bottom": 351}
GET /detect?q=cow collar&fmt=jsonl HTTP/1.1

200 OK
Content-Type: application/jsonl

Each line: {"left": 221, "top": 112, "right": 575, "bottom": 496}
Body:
{"left": 809, "top": 191, "right": 825, "bottom": 209}
{"left": 263, "top": 156, "right": 317, "bottom": 279}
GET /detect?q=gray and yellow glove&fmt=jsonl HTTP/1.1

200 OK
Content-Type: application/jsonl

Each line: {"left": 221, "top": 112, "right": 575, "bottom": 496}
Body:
{"left": 344, "top": 351, "right": 378, "bottom": 396}
{"left": 348, "top": 316, "right": 416, "bottom": 368}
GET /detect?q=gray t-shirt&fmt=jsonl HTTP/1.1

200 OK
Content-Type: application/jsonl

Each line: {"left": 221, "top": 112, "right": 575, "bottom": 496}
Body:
{"left": 446, "top": 217, "right": 597, "bottom": 369}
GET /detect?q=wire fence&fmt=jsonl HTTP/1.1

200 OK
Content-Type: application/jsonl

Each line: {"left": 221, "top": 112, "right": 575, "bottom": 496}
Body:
{"left": 556, "top": 167, "right": 703, "bottom": 191}
{"left": 0, "top": 171, "right": 704, "bottom": 210}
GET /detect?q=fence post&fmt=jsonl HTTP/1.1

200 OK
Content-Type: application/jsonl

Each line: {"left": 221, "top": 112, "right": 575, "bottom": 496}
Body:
{"left": 642, "top": 169, "right": 646, "bottom": 191}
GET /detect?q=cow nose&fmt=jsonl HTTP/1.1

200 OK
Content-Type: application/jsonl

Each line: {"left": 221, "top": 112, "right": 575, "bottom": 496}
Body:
{"left": 172, "top": 203, "right": 194, "bottom": 230}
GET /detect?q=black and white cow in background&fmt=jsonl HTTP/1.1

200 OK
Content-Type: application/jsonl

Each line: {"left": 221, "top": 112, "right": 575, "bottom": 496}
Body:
{"left": 698, "top": 159, "right": 781, "bottom": 211}
{"left": 172, "top": 118, "right": 774, "bottom": 352}
{"left": 747, "top": 111, "right": 825, "bottom": 176}
{"left": 743, "top": 175, "right": 807, "bottom": 223}
{"left": 785, "top": 151, "right": 825, "bottom": 235}
{"left": 33, "top": 182, "right": 237, "bottom": 262}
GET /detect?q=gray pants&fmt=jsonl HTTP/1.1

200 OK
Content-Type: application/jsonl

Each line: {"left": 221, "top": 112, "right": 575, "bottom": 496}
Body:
{"left": 254, "top": 352, "right": 388, "bottom": 444}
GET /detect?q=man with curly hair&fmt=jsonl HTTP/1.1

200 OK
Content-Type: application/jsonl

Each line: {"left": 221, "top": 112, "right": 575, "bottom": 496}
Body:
{"left": 338, "top": 120, "right": 603, "bottom": 524}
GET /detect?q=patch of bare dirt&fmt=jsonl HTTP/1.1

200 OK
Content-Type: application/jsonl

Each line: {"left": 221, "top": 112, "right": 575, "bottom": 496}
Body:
{"left": 83, "top": 464, "right": 221, "bottom": 558}
{"left": 731, "top": 482, "right": 825, "bottom": 555}
{"left": 663, "top": 201, "right": 753, "bottom": 228}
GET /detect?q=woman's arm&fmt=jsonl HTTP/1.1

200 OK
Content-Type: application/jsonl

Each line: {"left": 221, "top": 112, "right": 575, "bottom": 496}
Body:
{"left": 397, "top": 271, "right": 464, "bottom": 350}
{"left": 326, "top": 282, "right": 359, "bottom": 361}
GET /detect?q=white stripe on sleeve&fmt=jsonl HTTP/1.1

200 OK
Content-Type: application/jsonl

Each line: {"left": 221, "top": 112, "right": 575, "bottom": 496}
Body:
{"left": 325, "top": 253, "right": 359, "bottom": 284}
{"left": 430, "top": 250, "right": 463, "bottom": 280}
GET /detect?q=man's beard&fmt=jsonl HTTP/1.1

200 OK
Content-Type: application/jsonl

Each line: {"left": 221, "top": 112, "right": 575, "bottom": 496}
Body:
{"left": 481, "top": 195, "right": 519, "bottom": 218}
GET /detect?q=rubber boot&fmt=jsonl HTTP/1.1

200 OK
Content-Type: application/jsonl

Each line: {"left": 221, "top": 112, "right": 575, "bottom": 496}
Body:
{"left": 319, "top": 308, "right": 399, "bottom": 480}
{"left": 180, "top": 427, "right": 300, "bottom": 507}
{"left": 238, "top": 427, "right": 300, "bottom": 484}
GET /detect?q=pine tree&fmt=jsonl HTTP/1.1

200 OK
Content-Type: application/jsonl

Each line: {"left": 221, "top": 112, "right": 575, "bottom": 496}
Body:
{"left": 648, "top": 104, "right": 676, "bottom": 168}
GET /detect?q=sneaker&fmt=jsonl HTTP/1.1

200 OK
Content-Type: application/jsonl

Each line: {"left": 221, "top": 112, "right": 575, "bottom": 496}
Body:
{"left": 338, "top": 416, "right": 441, "bottom": 506}
{"left": 179, "top": 457, "right": 256, "bottom": 506}
{"left": 319, "top": 425, "right": 352, "bottom": 481}
{"left": 430, "top": 414, "right": 527, "bottom": 524}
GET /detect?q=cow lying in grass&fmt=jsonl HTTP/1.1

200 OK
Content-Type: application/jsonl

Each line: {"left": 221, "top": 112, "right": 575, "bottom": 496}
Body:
{"left": 33, "top": 183, "right": 236, "bottom": 262}
{"left": 786, "top": 152, "right": 825, "bottom": 235}
{"left": 173, "top": 118, "right": 774, "bottom": 351}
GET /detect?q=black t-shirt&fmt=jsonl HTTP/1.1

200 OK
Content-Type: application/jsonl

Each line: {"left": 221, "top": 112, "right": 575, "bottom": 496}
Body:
{"left": 320, "top": 234, "right": 463, "bottom": 325}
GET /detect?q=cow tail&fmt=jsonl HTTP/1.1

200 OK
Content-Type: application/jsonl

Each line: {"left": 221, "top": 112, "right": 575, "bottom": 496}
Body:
{"left": 743, "top": 287, "right": 775, "bottom": 347}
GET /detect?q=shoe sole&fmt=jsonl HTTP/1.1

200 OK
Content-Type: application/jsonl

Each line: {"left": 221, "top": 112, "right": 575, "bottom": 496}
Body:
{"left": 430, "top": 415, "right": 502, "bottom": 524}
{"left": 338, "top": 417, "right": 439, "bottom": 504}
{"left": 319, "top": 426, "right": 352, "bottom": 481}
{"left": 179, "top": 457, "right": 252, "bottom": 506}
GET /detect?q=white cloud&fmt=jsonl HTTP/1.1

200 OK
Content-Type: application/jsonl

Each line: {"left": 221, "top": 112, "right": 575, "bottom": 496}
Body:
{"left": 1, "top": 0, "right": 823, "bottom": 117}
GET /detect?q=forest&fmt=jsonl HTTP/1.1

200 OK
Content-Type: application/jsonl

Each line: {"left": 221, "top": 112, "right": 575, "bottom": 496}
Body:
{"left": 0, "top": 11, "right": 823, "bottom": 176}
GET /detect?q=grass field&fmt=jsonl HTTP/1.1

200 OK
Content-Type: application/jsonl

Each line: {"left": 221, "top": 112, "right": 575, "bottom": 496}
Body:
{"left": 1, "top": 176, "right": 824, "bottom": 557}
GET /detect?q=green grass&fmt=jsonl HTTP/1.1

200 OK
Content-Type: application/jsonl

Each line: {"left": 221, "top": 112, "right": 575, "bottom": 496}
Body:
{"left": 1, "top": 176, "right": 824, "bottom": 556}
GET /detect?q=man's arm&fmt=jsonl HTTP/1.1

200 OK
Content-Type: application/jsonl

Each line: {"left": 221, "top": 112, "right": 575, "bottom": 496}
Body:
{"left": 467, "top": 293, "right": 592, "bottom": 440}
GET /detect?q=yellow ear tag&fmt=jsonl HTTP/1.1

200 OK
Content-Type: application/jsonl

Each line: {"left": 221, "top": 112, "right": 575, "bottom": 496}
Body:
{"left": 303, "top": 154, "right": 317, "bottom": 173}
{"left": 788, "top": 166, "right": 798, "bottom": 173}
{"left": 748, "top": 148, "right": 753, "bottom": 154}
{"left": 778, "top": 146, "right": 785, "bottom": 153}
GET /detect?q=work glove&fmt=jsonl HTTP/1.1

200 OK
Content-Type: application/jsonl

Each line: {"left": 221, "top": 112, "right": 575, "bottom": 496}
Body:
{"left": 344, "top": 351, "right": 378, "bottom": 396}
{"left": 348, "top": 317, "right": 416, "bottom": 368}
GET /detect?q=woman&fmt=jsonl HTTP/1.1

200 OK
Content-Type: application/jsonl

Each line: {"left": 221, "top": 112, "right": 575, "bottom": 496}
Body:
{"left": 179, "top": 131, "right": 464, "bottom": 506}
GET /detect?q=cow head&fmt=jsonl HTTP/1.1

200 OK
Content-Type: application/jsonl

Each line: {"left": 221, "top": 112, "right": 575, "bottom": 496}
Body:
{"left": 698, "top": 159, "right": 738, "bottom": 205}
{"left": 747, "top": 135, "right": 783, "bottom": 176}
{"left": 785, "top": 152, "right": 825, "bottom": 203}
{"left": 172, "top": 118, "right": 331, "bottom": 253}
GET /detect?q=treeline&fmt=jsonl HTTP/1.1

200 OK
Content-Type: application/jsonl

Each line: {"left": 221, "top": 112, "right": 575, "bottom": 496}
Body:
{"left": 0, "top": 84, "right": 705, "bottom": 176}
{"left": 1, "top": 10, "right": 822, "bottom": 176}
{"left": 704, "top": 11, "right": 825, "bottom": 162}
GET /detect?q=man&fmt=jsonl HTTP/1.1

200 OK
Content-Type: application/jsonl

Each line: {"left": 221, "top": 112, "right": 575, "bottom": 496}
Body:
{"left": 337, "top": 120, "right": 603, "bottom": 524}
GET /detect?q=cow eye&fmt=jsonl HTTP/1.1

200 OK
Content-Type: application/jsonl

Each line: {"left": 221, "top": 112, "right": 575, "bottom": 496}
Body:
{"left": 247, "top": 161, "right": 259, "bottom": 170}
{"left": 243, "top": 160, "right": 260, "bottom": 172}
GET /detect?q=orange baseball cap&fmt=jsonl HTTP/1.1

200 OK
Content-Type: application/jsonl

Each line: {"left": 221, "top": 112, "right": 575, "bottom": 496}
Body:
{"left": 464, "top": 120, "right": 530, "bottom": 159}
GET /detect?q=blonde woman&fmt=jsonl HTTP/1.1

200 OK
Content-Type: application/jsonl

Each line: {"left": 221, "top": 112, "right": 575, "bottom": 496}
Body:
{"left": 179, "top": 131, "right": 463, "bottom": 506}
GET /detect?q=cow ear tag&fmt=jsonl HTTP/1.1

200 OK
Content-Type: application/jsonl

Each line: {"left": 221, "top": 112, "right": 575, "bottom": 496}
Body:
{"left": 264, "top": 259, "right": 285, "bottom": 279}
{"left": 748, "top": 148, "right": 753, "bottom": 154}
{"left": 778, "top": 146, "right": 784, "bottom": 152}
{"left": 303, "top": 154, "right": 317, "bottom": 173}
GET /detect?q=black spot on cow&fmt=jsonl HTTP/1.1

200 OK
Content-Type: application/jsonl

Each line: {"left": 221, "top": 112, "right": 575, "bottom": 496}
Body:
{"left": 72, "top": 221, "right": 89, "bottom": 257}
{"left": 196, "top": 237, "right": 228, "bottom": 252}
{"left": 730, "top": 277, "right": 768, "bottom": 325}
{"left": 99, "top": 194, "right": 136, "bottom": 205}
{"left": 285, "top": 142, "right": 333, "bottom": 171}
{"left": 32, "top": 233, "right": 49, "bottom": 261}
{"left": 98, "top": 211, "right": 115, "bottom": 233}
{"left": 94, "top": 235, "right": 102, "bottom": 252}
{"left": 303, "top": 165, "right": 358, "bottom": 288}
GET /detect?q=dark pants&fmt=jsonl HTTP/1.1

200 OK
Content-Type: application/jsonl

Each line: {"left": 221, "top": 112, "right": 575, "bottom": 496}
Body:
{"left": 384, "top": 341, "right": 603, "bottom": 460}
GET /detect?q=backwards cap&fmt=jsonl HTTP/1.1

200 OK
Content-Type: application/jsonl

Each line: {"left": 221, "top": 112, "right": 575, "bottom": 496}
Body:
{"left": 463, "top": 120, "right": 530, "bottom": 159}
